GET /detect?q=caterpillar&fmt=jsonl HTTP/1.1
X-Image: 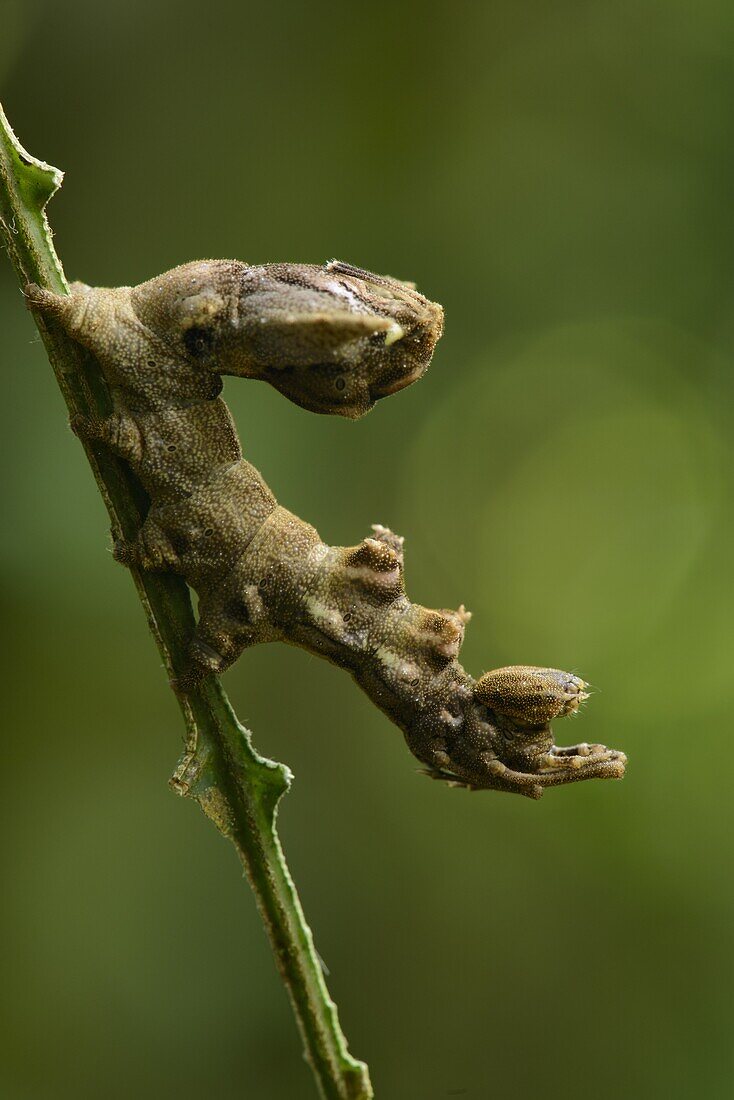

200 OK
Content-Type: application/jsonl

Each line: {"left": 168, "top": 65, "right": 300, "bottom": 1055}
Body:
{"left": 28, "top": 259, "right": 627, "bottom": 799}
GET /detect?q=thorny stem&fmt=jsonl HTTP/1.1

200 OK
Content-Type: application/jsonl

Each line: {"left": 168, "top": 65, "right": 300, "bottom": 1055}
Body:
{"left": 0, "top": 102, "right": 372, "bottom": 1100}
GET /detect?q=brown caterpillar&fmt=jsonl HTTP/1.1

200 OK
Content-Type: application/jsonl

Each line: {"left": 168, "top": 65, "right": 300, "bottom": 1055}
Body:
{"left": 28, "top": 259, "right": 627, "bottom": 798}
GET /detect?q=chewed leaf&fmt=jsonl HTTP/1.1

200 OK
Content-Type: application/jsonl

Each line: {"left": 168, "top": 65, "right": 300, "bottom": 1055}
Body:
{"left": 0, "top": 104, "right": 62, "bottom": 208}
{"left": 0, "top": 105, "right": 67, "bottom": 292}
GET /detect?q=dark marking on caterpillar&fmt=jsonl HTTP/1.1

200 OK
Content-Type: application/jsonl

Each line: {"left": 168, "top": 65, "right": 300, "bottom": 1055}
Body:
{"left": 27, "top": 259, "right": 627, "bottom": 797}
{"left": 183, "top": 325, "right": 215, "bottom": 359}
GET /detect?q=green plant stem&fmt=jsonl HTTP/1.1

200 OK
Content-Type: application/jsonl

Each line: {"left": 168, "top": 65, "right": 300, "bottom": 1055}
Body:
{"left": 0, "top": 102, "right": 372, "bottom": 1100}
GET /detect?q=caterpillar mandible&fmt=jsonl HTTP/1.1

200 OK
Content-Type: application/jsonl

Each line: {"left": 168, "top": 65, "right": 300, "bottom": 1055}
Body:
{"left": 29, "top": 259, "right": 627, "bottom": 798}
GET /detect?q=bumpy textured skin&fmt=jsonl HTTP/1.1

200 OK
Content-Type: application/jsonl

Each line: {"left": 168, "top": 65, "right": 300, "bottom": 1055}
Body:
{"left": 28, "top": 259, "right": 627, "bottom": 799}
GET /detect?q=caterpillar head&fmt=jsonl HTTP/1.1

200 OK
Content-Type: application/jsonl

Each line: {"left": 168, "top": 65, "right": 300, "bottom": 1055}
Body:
{"left": 132, "top": 259, "right": 444, "bottom": 417}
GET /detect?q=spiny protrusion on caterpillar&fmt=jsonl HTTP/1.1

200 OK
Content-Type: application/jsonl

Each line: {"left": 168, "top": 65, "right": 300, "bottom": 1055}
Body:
{"left": 370, "top": 523, "right": 405, "bottom": 561}
{"left": 342, "top": 537, "right": 404, "bottom": 601}
{"left": 27, "top": 259, "right": 627, "bottom": 798}
{"left": 344, "top": 537, "right": 402, "bottom": 575}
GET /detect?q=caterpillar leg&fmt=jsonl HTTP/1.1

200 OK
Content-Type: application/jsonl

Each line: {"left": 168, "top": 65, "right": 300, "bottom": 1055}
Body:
{"left": 174, "top": 637, "right": 228, "bottom": 691}
{"left": 419, "top": 757, "right": 549, "bottom": 800}
{"left": 176, "top": 628, "right": 250, "bottom": 692}
{"left": 169, "top": 628, "right": 239, "bottom": 696}
{"left": 71, "top": 411, "right": 143, "bottom": 465}
{"left": 178, "top": 584, "right": 271, "bottom": 689}
{"left": 112, "top": 518, "right": 181, "bottom": 573}
{"left": 422, "top": 746, "right": 627, "bottom": 799}
{"left": 25, "top": 283, "right": 67, "bottom": 317}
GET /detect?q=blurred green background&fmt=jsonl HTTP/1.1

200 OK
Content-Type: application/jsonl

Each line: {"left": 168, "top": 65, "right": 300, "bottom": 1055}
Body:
{"left": 2, "top": 1, "right": 733, "bottom": 1097}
